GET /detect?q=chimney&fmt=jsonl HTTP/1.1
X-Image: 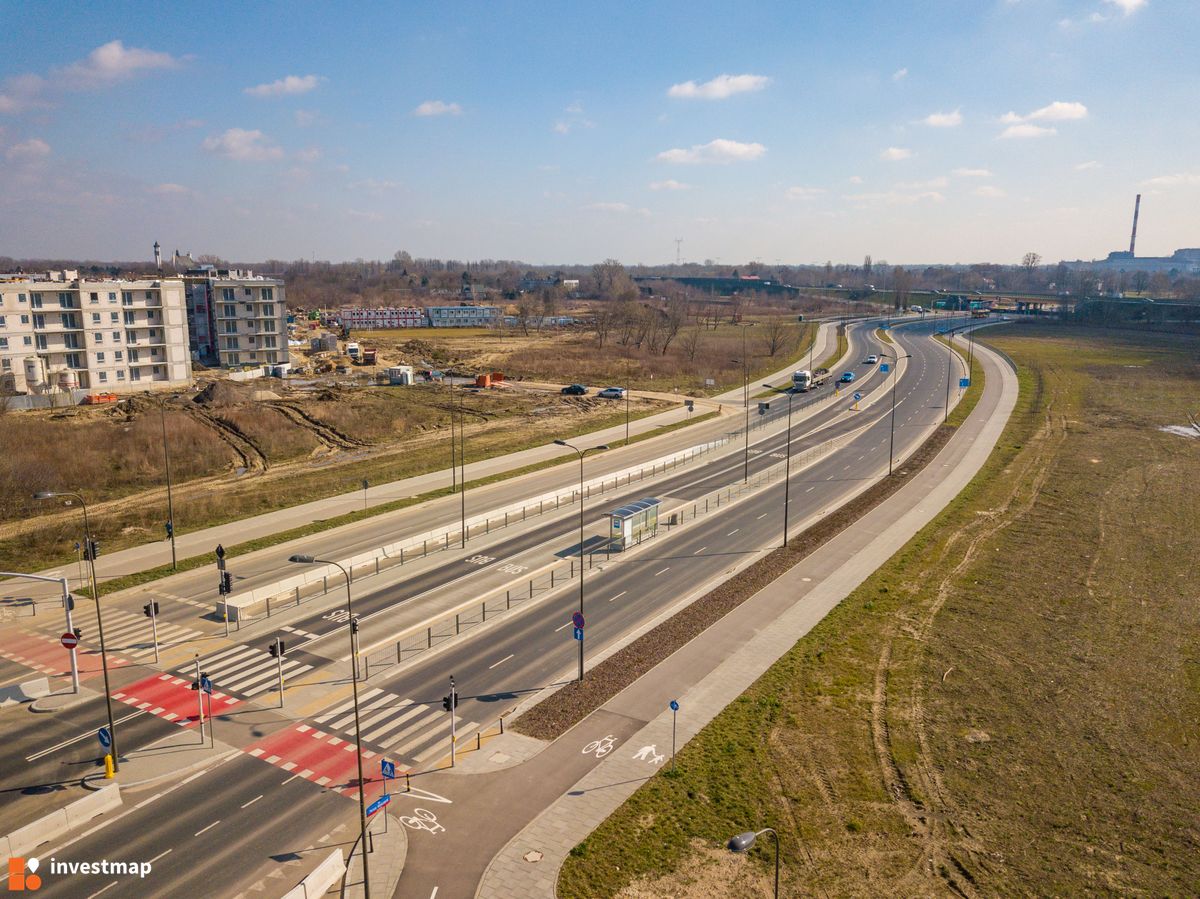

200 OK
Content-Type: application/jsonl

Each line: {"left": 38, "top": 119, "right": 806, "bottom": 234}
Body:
{"left": 154, "top": 240, "right": 162, "bottom": 272}
{"left": 1128, "top": 194, "right": 1141, "bottom": 256}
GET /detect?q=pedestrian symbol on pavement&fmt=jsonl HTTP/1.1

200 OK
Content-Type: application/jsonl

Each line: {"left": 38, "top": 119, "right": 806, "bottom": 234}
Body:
{"left": 573, "top": 627, "right": 584, "bottom": 641}
{"left": 97, "top": 727, "right": 112, "bottom": 749}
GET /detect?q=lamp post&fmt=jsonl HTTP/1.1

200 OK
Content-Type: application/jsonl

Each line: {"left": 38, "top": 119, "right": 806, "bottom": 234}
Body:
{"left": 553, "top": 439, "right": 608, "bottom": 682}
{"left": 763, "top": 383, "right": 794, "bottom": 547}
{"left": 880, "top": 351, "right": 912, "bottom": 475}
{"left": 34, "top": 491, "right": 118, "bottom": 770}
{"left": 159, "top": 399, "right": 177, "bottom": 570}
{"left": 727, "top": 827, "right": 780, "bottom": 899}
{"left": 456, "top": 382, "right": 467, "bottom": 548}
{"left": 943, "top": 331, "right": 955, "bottom": 424}
{"left": 735, "top": 322, "right": 754, "bottom": 483}
{"left": 288, "top": 554, "right": 370, "bottom": 899}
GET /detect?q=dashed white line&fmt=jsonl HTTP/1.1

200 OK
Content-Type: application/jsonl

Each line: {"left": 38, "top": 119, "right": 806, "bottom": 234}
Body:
{"left": 756, "top": 513, "right": 768, "bottom": 520}
{"left": 554, "top": 621, "right": 572, "bottom": 632}
{"left": 87, "top": 881, "right": 118, "bottom": 899}
{"left": 148, "top": 848, "right": 173, "bottom": 865}
{"left": 693, "top": 546, "right": 707, "bottom": 555}
{"left": 608, "top": 591, "right": 627, "bottom": 603}
{"left": 654, "top": 567, "right": 671, "bottom": 577}
{"left": 240, "top": 795, "right": 263, "bottom": 809}
{"left": 194, "top": 820, "right": 221, "bottom": 836}
{"left": 727, "top": 529, "right": 740, "bottom": 536}
{"left": 488, "top": 654, "right": 514, "bottom": 670}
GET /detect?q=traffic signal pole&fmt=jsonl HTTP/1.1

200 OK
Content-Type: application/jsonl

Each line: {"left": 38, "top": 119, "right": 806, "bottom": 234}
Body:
{"left": 147, "top": 602, "right": 159, "bottom": 663}
{"left": 194, "top": 655, "right": 205, "bottom": 745}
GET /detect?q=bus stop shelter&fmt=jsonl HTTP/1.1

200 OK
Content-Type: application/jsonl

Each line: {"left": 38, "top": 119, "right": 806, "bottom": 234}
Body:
{"left": 606, "top": 497, "right": 661, "bottom": 552}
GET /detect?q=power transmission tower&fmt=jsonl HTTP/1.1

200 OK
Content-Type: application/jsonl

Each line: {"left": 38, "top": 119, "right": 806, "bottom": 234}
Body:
{"left": 674, "top": 238, "right": 683, "bottom": 265}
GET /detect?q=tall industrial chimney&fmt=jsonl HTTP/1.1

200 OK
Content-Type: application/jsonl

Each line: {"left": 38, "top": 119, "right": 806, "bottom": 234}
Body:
{"left": 1128, "top": 194, "right": 1141, "bottom": 256}
{"left": 153, "top": 240, "right": 162, "bottom": 272}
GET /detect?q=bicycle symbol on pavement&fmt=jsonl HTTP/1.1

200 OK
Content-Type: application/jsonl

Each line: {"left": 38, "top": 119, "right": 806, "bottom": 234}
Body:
{"left": 398, "top": 808, "right": 445, "bottom": 835}
{"left": 582, "top": 735, "right": 616, "bottom": 758}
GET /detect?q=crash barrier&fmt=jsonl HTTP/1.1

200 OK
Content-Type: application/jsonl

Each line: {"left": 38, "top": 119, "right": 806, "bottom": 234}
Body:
{"left": 281, "top": 848, "right": 344, "bottom": 899}
{"left": 1, "top": 784, "right": 121, "bottom": 859}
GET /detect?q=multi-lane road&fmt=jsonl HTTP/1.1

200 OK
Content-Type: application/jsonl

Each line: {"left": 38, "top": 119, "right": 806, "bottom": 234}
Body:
{"left": 0, "top": 315, "right": 976, "bottom": 897}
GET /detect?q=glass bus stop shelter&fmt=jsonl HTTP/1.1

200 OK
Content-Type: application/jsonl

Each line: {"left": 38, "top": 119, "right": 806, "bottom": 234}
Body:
{"left": 606, "top": 497, "right": 661, "bottom": 552}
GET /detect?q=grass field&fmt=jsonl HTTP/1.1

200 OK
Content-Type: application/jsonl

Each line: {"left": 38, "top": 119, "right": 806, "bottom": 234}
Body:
{"left": 557, "top": 324, "right": 1200, "bottom": 897}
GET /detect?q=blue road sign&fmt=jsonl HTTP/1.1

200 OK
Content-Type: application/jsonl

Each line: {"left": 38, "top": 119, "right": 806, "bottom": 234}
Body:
{"left": 201, "top": 677, "right": 213, "bottom": 695}
{"left": 381, "top": 759, "right": 396, "bottom": 779}
{"left": 572, "top": 611, "right": 585, "bottom": 629}
{"left": 853, "top": 392, "right": 862, "bottom": 402}
{"left": 366, "top": 794, "right": 390, "bottom": 816}
{"left": 573, "top": 627, "right": 584, "bottom": 641}
{"left": 959, "top": 377, "right": 970, "bottom": 388}
{"left": 880, "top": 323, "right": 890, "bottom": 330}
{"left": 97, "top": 727, "right": 111, "bottom": 749}
{"left": 880, "top": 363, "right": 890, "bottom": 373}
{"left": 669, "top": 700, "right": 679, "bottom": 712}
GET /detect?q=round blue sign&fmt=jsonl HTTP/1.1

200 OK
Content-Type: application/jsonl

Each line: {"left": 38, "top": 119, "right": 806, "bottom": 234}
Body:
{"left": 669, "top": 700, "right": 679, "bottom": 712}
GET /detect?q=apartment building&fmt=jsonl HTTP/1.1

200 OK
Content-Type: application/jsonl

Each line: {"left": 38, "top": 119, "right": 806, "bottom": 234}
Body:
{"left": 339, "top": 306, "right": 428, "bottom": 329}
{"left": 0, "top": 271, "right": 192, "bottom": 394}
{"left": 183, "top": 268, "right": 287, "bottom": 368}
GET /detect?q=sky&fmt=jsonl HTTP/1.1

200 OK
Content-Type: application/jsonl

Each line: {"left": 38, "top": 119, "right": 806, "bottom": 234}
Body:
{"left": 1, "top": 0, "right": 1197, "bottom": 267}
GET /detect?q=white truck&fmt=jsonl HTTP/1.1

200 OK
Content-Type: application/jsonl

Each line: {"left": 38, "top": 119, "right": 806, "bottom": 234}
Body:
{"left": 792, "top": 368, "right": 831, "bottom": 391}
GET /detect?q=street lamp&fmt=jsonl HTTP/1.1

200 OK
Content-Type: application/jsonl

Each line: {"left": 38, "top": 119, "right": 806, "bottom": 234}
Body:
{"left": 735, "top": 323, "right": 753, "bottom": 483}
{"left": 553, "top": 439, "right": 608, "bottom": 682}
{"left": 727, "top": 827, "right": 780, "bottom": 899}
{"left": 158, "top": 398, "right": 177, "bottom": 570}
{"left": 880, "top": 351, "right": 912, "bottom": 476}
{"left": 943, "top": 331, "right": 955, "bottom": 424}
{"left": 762, "top": 383, "right": 794, "bottom": 547}
{"left": 34, "top": 490, "right": 119, "bottom": 771}
{"left": 454, "top": 382, "right": 467, "bottom": 548}
{"left": 287, "top": 553, "right": 371, "bottom": 899}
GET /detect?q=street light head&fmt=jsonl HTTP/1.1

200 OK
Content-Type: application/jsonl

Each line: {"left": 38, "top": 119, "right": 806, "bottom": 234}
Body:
{"left": 553, "top": 439, "right": 568, "bottom": 447}
{"left": 596, "top": 444, "right": 609, "bottom": 451}
{"left": 288, "top": 554, "right": 316, "bottom": 564}
{"left": 728, "top": 831, "right": 757, "bottom": 852}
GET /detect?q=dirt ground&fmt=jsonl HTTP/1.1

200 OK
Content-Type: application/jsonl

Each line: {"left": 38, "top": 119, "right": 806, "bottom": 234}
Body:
{"left": 556, "top": 324, "right": 1200, "bottom": 897}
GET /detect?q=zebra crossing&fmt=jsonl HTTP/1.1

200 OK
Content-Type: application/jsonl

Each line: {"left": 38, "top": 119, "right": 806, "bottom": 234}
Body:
{"left": 92, "top": 608, "right": 204, "bottom": 657}
{"left": 177, "top": 644, "right": 314, "bottom": 698}
{"left": 311, "top": 687, "right": 476, "bottom": 766}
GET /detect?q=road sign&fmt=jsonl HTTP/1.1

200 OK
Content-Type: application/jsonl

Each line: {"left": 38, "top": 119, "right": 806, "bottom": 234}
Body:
{"left": 880, "top": 363, "right": 890, "bottom": 372}
{"left": 880, "top": 323, "right": 890, "bottom": 330}
{"left": 669, "top": 699, "right": 679, "bottom": 712}
{"left": 853, "top": 392, "right": 862, "bottom": 402}
{"left": 959, "top": 377, "right": 970, "bottom": 388}
{"left": 573, "top": 627, "right": 584, "bottom": 641}
{"left": 572, "top": 611, "right": 585, "bottom": 629}
{"left": 97, "top": 727, "right": 111, "bottom": 749}
{"left": 201, "top": 677, "right": 213, "bottom": 695}
{"left": 381, "top": 759, "right": 396, "bottom": 780}
{"left": 60, "top": 632, "right": 79, "bottom": 649}
{"left": 366, "top": 794, "right": 390, "bottom": 817}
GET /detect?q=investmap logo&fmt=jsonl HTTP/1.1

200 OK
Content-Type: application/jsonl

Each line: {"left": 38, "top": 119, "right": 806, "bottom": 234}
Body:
{"left": 7, "top": 858, "right": 41, "bottom": 891}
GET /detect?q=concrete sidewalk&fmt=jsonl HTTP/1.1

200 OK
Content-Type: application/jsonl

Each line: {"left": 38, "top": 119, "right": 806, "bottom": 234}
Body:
{"left": 473, "top": 335, "right": 1018, "bottom": 897}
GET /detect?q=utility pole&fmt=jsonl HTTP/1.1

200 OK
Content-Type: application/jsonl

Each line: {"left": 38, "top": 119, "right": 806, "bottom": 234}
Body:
{"left": 269, "top": 636, "right": 286, "bottom": 707}
{"left": 144, "top": 601, "right": 160, "bottom": 664}
{"left": 194, "top": 655, "right": 205, "bottom": 745}
{"left": 445, "top": 675, "right": 458, "bottom": 767}
{"left": 160, "top": 400, "right": 177, "bottom": 570}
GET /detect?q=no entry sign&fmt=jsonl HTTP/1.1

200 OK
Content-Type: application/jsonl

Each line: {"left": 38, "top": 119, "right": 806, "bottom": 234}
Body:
{"left": 61, "top": 632, "right": 79, "bottom": 649}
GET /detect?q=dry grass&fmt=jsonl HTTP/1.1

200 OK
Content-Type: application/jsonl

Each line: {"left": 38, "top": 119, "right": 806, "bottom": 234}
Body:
{"left": 558, "top": 324, "right": 1200, "bottom": 897}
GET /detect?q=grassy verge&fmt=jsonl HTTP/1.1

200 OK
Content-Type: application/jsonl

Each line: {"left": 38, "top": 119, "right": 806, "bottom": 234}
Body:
{"left": 557, "top": 326, "right": 1200, "bottom": 897}
{"left": 815, "top": 324, "right": 848, "bottom": 372}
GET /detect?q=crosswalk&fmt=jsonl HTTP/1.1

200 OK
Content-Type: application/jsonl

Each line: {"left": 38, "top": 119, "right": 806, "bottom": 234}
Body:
{"left": 95, "top": 608, "right": 203, "bottom": 657}
{"left": 312, "top": 687, "right": 476, "bottom": 765}
{"left": 177, "top": 644, "right": 313, "bottom": 698}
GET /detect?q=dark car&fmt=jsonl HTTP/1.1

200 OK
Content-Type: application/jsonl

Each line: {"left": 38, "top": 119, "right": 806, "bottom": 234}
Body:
{"left": 561, "top": 384, "right": 588, "bottom": 395}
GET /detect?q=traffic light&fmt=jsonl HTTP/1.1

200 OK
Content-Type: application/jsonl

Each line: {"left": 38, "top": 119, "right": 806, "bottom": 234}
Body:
{"left": 442, "top": 690, "right": 458, "bottom": 712}
{"left": 83, "top": 539, "right": 100, "bottom": 561}
{"left": 143, "top": 601, "right": 160, "bottom": 618}
{"left": 268, "top": 639, "right": 286, "bottom": 658}
{"left": 218, "top": 571, "right": 233, "bottom": 595}
{"left": 72, "top": 627, "right": 82, "bottom": 640}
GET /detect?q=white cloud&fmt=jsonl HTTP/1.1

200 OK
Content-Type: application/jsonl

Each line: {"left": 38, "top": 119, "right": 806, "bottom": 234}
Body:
{"left": 1106, "top": 0, "right": 1147, "bottom": 14}
{"left": 895, "top": 177, "right": 948, "bottom": 189}
{"left": 5, "top": 137, "right": 50, "bottom": 160}
{"left": 952, "top": 167, "right": 993, "bottom": 177}
{"left": 1000, "top": 123, "right": 1057, "bottom": 139}
{"left": 656, "top": 138, "right": 766, "bottom": 164}
{"left": 1027, "top": 101, "right": 1088, "bottom": 121}
{"left": 667, "top": 73, "right": 770, "bottom": 100}
{"left": 845, "top": 190, "right": 944, "bottom": 206}
{"left": 1075, "top": 160, "right": 1102, "bottom": 171}
{"left": 973, "top": 185, "right": 1006, "bottom": 198}
{"left": 201, "top": 128, "right": 284, "bottom": 161}
{"left": 880, "top": 146, "right": 913, "bottom": 160}
{"left": 294, "top": 109, "right": 318, "bottom": 127}
{"left": 552, "top": 102, "right": 595, "bottom": 134}
{"left": 649, "top": 179, "right": 691, "bottom": 191}
{"left": 922, "top": 109, "right": 962, "bottom": 127}
{"left": 346, "top": 209, "right": 384, "bottom": 222}
{"left": 552, "top": 121, "right": 571, "bottom": 134}
{"left": 149, "top": 182, "right": 192, "bottom": 196}
{"left": 413, "top": 100, "right": 462, "bottom": 117}
{"left": 892, "top": 67, "right": 908, "bottom": 82}
{"left": 785, "top": 186, "right": 825, "bottom": 200}
{"left": 63, "top": 40, "right": 181, "bottom": 87}
{"left": 244, "top": 75, "right": 324, "bottom": 98}
{"left": 1141, "top": 172, "right": 1200, "bottom": 188}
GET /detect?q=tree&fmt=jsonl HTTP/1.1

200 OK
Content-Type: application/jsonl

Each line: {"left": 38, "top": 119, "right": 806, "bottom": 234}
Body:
{"left": 1021, "top": 252, "right": 1042, "bottom": 281}
{"left": 514, "top": 297, "right": 538, "bottom": 336}
{"left": 659, "top": 297, "right": 687, "bottom": 355}
{"left": 863, "top": 254, "right": 873, "bottom": 284}
{"left": 679, "top": 325, "right": 703, "bottom": 362}
{"left": 592, "top": 306, "right": 614, "bottom": 348}
{"left": 892, "top": 267, "right": 911, "bottom": 311}
{"left": 761, "top": 316, "right": 794, "bottom": 357}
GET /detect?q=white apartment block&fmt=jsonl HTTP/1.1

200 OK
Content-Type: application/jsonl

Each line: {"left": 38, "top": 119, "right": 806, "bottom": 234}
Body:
{"left": 183, "top": 269, "right": 287, "bottom": 368}
{"left": 0, "top": 271, "right": 192, "bottom": 394}
{"left": 340, "top": 306, "right": 428, "bottom": 329}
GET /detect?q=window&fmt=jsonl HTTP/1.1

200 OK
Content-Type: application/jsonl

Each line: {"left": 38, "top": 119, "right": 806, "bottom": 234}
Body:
{"left": 263, "top": 335, "right": 277, "bottom": 348}
{"left": 145, "top": 291, "right": 154, "bottom": 301}
{"left": 129, "top": 349, "right": 140, "bottom": 362}
{"left": 91, "top": 312, "right": 101, "bottom": 324}
{"left": 0, "top": 337, "right": 7, "bottom": 349}
{"left": 2, "top": 359, "right": 10, "bottom": 370}
{"left": 149, "top": 329, "right": 157, "bottom": 339}
{"left": 121, "top": 292, "right": 133, "bottom": 306}
{"left": 266, "top": 352, "right": 277, "bottom": 364}
{"left": 32, "top": 314, "right": 45, "bottom": 329}
{"left": 222, "top": 288, "right": 235, "bottom": 302}
{"left": 108, "top": 292, "right": 117, "bottom": 303}
{"left": 35, "top": 335, "right": 47, "bottom": 349}
{"left": 62, "top": 313, "right": 79, "bottom": 329}
{"left": 225, "top": 336, "right": 239, "bottom": 349}
{"left": 114, "top": 350, "right": 123, "bottom": 361}
{"left": 262, "top": 320, "right": 276, "bottom": 332}
{"left": 224, "top": 321, "right": 237, "bottom": 334}
{"left": 243, "top": 303, "right": 252, "bottom": 313}
{"left": 18, "top": 293, "right": 27, "bottom": 303}
{"left": 126, "top": 330, "right": 136, "bottom": 344}
{"left": 261, "top": 287, "right": 274, "bottom": 301}
{"left": 98, "top": 371, "right": 108, "bottom": 383}
{"left": 112, "top": 331, "right": 121, "bottom": 342}
{"left": 64, "top": 333, "right": 81, "bottom": 349}
{"left": 222, "top": 304, "right": 236, "bottom": 318}
{"left": 31, "top": 293, "right": 43, "bottom": 308}
{"left": 96, "top": 352, "right": 105, "bottom": 363}
{"left": 124, "top": 311, "right": 136, "bottom": 325}
{"left": 23, "top": 336, "right": 32, "bottom": 346}
{"left": 0, "top": 315, "right": 4, "bottom": 326}
{"left": 263, "top": 304, "right": 275, "bottom": 317}
{"left": 94, "top": 333, "right": 103, "bottom": 344}
{"left": 243, "top": 287, "right": 252, "bottom": 296}
{"left": 153, "top": 366, "right": 161, "bottom": 375}
{"left": 117, "top": 371, "right": 125, "bottom": 381}
{"left": 90, "top": 292, "right": 99, "bottom": 304}
{"left": 65, "top": 353, "right": 82, "bottom": 369}
{"left": 110, "top": 311, "right": 119, "bottom": 323}
{"left": 58, "top": 292, "right": 74, "bottom": 307}
{"left": 20, "top": 314, "right": 29, "bottom": 324}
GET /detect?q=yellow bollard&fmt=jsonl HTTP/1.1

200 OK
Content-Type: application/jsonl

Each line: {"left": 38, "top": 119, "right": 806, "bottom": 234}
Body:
{"left": 104, "top": 754, "right": 115, "bottom": 779}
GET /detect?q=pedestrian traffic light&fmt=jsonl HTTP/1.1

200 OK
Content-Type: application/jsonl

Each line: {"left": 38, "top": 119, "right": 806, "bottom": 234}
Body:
{"left": 165, "top": 520, "right": 174, "bottom": 538}
{"left": 219, "top": 571, "right": 233, "bottom": 595}
{"left": 442, "top": 690, "right": 458, "bottom": 712}
{"left": 143, "top": 601, "right": 159, "bottom": 618}
{"left": 72, "top": 627, "right": 82, "bottom": 640}
{"left": 83, "top": 539, "right": 100, "bottom": 561}
{"left": 214, "top": 543, "right": 225, "bottom": 560}
{"left": 268, "top": 639, "right": 286, "bottom": 657}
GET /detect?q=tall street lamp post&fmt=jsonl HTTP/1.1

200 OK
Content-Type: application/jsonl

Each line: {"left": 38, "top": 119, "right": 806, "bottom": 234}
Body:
{"left": 762, "top": 383, "right": 794, "bottom": 547}
{"left": 735, "top": 322, "right": 754, "bottom": 483}
{"left": 159, "top": 399, "right": 177, "bottom": 570}
{"left": 553, "top": 439, "right": 608, "bottom": 682}
{"left": 943, "top": 331, "right": 955, "bottom": 424}
{"left": 881, "top": 351, "right": 912, "bottom": 475}
{"left": 34, "top": 490, "right": 119, "bottom": 770}
{"left": 727, "top": 827, "right": 781, "bottom": 899}
{"left": 288, "top": 554, "right": 371, "bottom": 899}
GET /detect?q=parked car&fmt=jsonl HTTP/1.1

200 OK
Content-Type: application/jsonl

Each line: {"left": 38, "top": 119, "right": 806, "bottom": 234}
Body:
{"left": 561, "top": 384, "right": 588, "bottom": 395}
{"left": 597, "top": 386, "right": 626, "bottom": 399}
{"left": 864, "top": 354, "right": 879, "bottom": 364}
{"left": 840, "top": 371, "right": 856, "bottom": 383}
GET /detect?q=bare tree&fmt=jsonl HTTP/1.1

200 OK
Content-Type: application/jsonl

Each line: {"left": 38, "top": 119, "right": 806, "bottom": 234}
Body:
{"left": 1021, "top": 252, "right": 1042, "bottom": 285}
{"left": 592, "top": 305, "right": 614, "bottom": 348}
{"left": 892, "top": 267, "right": 911, "bottom": 310}
{"left": 659, "top": 297, "right": 687, "bottom": 355}
{"left": 679, "top": 325, "right": 703, "bottom": 362}
{"left": 761, "top": 316, "right": 794, "bottom": 357}
{"left": 514, "top": 297, "right": 538, "bottom": 336}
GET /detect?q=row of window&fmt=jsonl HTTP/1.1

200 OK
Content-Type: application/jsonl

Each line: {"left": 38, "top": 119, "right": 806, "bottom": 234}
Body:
{"left": 218, "top": 303, "right": 277, "bottom": 318}
{"left": 219, "top": 287, "right": 274, "bottom": 301}
{"left": 0, "top": 290, "right": 164, "bottom": 308}
{"left": 0, "top": 329, "right": 161, "bottom": 350}
{"left": 1, "top": 310, "right": 159, "bottom": 328}
{"left": 222, "top": 335, "right": 278, "bottom": 349}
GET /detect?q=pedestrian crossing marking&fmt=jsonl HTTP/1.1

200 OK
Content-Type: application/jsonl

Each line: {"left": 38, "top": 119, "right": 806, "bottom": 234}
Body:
{"left": 175, "top": 644, "right": 313, "bottom": 697}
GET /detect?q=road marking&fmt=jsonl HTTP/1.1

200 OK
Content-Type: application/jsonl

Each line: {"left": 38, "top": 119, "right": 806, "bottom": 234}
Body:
{"left": 241, "top": 794, "right": 263, "bottom": 809}
{"left": 608, "top": 591, "right": 627, "bottom": 602}
{"left": 430, "top": 888, "right": 439, "bottom": 899}
{"left": 26, "top": 709, "right": 147, "bottom": 761}
{"left": 148, "top": 849, "right": 173, "bottom": 865}
{"left": 194, "top": 820, "right": 221, "bottom": 836}
{"left": 654, "top": 567, "right": 671, "bottom": 577}
{"left": 727, "top": 529, "right": 739, "bottom": 536}
{"left": 488, "top": 654, "right": 514, "bottom": 670}
{"left": 805, "top": 486, "right": 815, "bottom": 493}
{"left": 87, "top": 881, "right": 118, "bottom": 899}
{"left": 554, "top": 621, "right": 572, "bottom": 632}
{"left": 756, "top": 513, "right": 767, "bottom": 520}
{"left": 693, "top": 547, "right": 706, "bottom": 555}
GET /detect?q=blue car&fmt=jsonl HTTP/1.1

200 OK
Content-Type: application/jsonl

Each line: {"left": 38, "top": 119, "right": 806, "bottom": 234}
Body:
{"left": 840, "top": 371, "right": 856, "bottom": 383}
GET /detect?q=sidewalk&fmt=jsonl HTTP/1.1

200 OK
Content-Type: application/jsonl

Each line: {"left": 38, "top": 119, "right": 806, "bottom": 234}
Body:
{"left": 473, "top": 335, "right": 1018, "bottom": 896}
{"left": 4, "top": 324, "right": 837, "bottom": 606}
{"left": 344, "top": 811, "right": 407, "bottom": 899}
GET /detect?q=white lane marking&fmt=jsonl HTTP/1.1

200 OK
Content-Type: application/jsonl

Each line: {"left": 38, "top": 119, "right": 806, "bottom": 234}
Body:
{"left": 756, "top": 513, "right": 768, "bottom": 519}
{"left": 148, "top": 848, "right": 173, "bottom": 865}
{"left": 654, "top": 567, "right": 671, "bottom": 577}
{"left": 693, "top": 546, "right": 707, "bottom": 555}
{"left": 194, "top": 820, "right": 221, "bottom": 836}
{"left": 608, "top": 591, "right": 627, "bottom": 603}
{"left": 488, "top": 654, "right": 514, "bottom": 670}
{"left": 87, "top": 881, "right": 119, "bottom": 899}
{"left": 26, "top": 709, "right": 147, "bottom": 761}
{"left": 805, "top": 486, "right": 815, "bottom": 492}
{"left": 554, "top": 621, "right": 572, "bottom": 632}
{"left": 431, "top": 888, "right": 439, "bottom": 899}
{"left": 727, "top": 529, "right": 739, "bottom": 536}
{"left": 241, "top": 794, "right": 263, "bottom": 809}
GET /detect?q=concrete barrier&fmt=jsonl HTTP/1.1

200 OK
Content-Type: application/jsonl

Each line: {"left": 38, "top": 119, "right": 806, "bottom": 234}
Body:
{"left": 2, "top": 784, "right": 121, "bottom": 858}
{"left": 0, "top": 677, "right": 50, "bottom": 708}
{"left": 281, "top": 847, "right": 344, "bottom": 899}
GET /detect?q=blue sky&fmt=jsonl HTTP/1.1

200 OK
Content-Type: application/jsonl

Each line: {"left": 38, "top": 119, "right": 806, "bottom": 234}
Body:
{"left": 1, "top": 0, "right": 1196, "bottom": 265}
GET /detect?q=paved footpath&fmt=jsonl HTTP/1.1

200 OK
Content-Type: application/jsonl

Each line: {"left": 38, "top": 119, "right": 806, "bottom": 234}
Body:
{"left": 383, "top": 329, "right": 1017, "bottom": 899}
